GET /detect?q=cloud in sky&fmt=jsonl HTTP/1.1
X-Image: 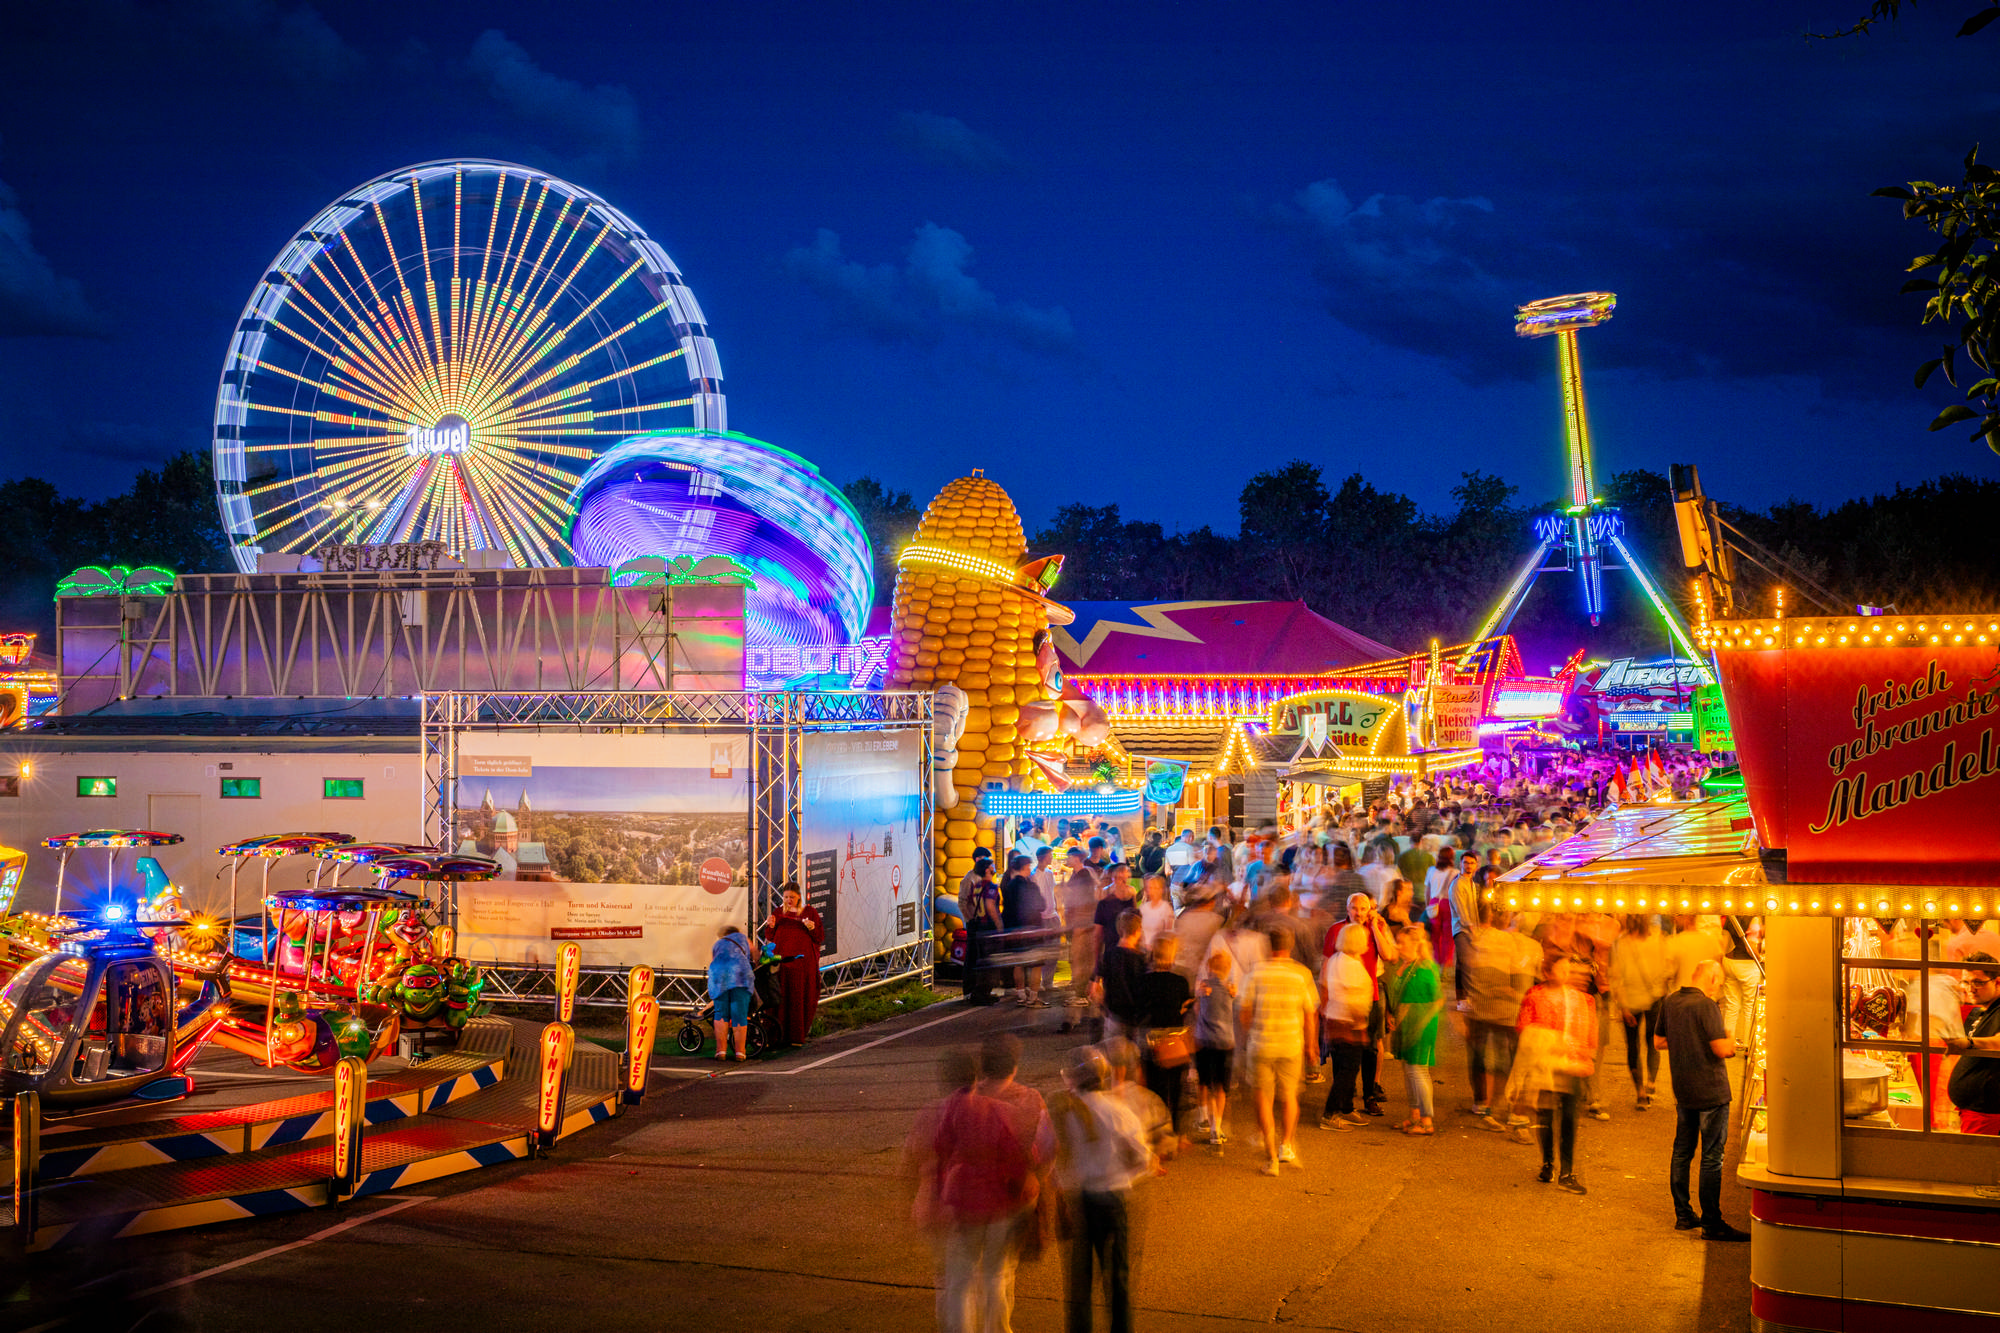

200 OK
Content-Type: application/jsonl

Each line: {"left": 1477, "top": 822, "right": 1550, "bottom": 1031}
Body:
{"left": 1270, "top": 166, "right": 1929, "bottom": 389}
{"left": 894, "top": 112, "right": 1019, "bottom": 172}
{"left": 467, "top": 30, "right": 639, "bottom": 164}
{"left": 1278, "top": 179, "right": 1521, "bottom": 377}
{"left": 176, "top": 0, "right": 363, "bottom": 81}
{"left": 786, "top": 224, "right": 1077, "bottom": 356}
{"left": 0, "top": 177, "right": 105, "bottom": 338}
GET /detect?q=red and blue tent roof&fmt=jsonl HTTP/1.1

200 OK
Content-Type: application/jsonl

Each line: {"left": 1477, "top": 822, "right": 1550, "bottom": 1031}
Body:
{"left": 1051, "top": 601, "right": 1399, "bottom": 677}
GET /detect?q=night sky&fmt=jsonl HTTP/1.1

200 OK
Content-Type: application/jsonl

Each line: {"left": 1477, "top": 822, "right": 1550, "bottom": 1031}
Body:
{"left": 0, "top": 2, "right": 1992, "bottom": 534}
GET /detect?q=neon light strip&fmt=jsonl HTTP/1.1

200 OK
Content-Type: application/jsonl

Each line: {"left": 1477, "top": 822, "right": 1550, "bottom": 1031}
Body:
{"left": 981, "top": 788, "right": 1144, "bottom": 817}
{"left": 898, "top": 543, "right": 1027, "bottom": 587}
{"left": 1459, "top": 541, "right": 1552, "bottom": 668}
{"left": 1610, "top": 534, "right": 1706, "bottom": 666}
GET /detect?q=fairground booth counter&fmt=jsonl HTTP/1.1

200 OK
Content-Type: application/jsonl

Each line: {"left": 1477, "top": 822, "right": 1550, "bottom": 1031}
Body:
{"left": 1494, "top": 610, "right": 2000, "bottom": 1333}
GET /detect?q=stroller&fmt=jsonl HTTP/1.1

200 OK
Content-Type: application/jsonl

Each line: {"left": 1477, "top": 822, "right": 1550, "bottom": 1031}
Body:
{"left": 676, "top": 940, "right": 786, "bottom": 1057}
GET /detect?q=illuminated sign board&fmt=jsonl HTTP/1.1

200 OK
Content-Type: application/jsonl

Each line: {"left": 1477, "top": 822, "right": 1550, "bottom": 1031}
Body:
{"left": 1713, "top": 615, "right": 2000, "bottom": 885}
{"left": 406, "top": 414, "right": 469, "bottom": 458}
{"left": 1594, "top": 657, "right": 1714, "bottom": 691}
{"left": 1274, "top": 690, "right": 1396, "bottom": 754}
{"left": 744, "top": 636, "right": 892, "bottom": 690}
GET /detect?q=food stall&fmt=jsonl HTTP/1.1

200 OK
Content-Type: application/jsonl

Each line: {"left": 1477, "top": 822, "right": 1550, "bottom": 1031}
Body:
{"left": 1492, "top": 610, "right": 2000, "bottom": 1331}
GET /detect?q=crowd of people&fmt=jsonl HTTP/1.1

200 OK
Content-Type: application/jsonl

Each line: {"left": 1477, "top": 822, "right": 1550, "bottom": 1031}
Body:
{"left": 914, "top": 753, "right": 1764, "bottom": 1332}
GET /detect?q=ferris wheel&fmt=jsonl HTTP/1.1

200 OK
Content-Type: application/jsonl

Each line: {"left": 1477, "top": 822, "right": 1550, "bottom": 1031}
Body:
{"left": 212, "top": 160, "right": 725, "bottom": 572}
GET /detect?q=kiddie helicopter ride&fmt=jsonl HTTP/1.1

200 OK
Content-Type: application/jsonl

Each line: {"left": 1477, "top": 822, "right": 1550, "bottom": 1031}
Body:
{"left": 2, "top": 832, "right": 646, "bottom": 1255}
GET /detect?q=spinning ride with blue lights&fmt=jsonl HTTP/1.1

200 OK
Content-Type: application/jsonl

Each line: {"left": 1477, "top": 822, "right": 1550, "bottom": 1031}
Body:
{"left": 566, "top": 430, "right": 874, "bottom": 645}
{"left": 212, "top": 160, "right": 726, "bottom": 572}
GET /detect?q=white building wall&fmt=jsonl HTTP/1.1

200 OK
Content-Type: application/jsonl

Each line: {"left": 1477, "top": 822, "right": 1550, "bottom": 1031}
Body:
{"left": 0, "top": 748, "right": 424, "bottom": 916}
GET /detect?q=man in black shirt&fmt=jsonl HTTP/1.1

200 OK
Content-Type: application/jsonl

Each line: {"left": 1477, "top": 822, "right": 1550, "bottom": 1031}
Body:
{"left": 1093, "top": 864, "right": 1137, "bottom": 968}
{"left": 1656, "top": 959, "right": 1749, "bottom": 1241}
{"left": 1946, "top": 952, "right": 2000, "bottom": 1134}
{"left": 1094, "top": 908, "right": 1148, "bottom": 1044}
{"left": 1137, "top": 830, "right": 1167, "bottom": 879}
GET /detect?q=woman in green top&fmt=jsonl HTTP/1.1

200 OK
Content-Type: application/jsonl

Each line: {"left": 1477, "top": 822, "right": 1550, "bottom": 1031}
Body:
{"left": 1384, "top": 925, "right": 1445, "bottom": 1135}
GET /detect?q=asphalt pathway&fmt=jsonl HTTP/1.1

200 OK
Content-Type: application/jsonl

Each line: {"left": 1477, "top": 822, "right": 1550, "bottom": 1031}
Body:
{"left": 3, "top": 999, "right": 1752, "bottom": 1333}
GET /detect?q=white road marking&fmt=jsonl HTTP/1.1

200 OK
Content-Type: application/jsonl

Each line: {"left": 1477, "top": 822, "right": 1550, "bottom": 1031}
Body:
{"left": 131, "top": 1195, "right": 434, "bottom": 1297}
{"left": 755, "top": 1003, "right": 978, "bottom": 1076}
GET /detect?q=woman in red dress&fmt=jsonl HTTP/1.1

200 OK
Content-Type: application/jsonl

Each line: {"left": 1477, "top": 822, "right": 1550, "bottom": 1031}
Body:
{"left": 761, "top": 882, "right": 825, "bottom": 1045}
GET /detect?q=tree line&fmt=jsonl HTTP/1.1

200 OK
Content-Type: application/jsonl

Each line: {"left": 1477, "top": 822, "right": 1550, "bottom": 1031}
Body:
{"left": 0, "top": 449, "right": 1991, "bottom": 670}
{"left": 844, "top": 464, "right": 2000, "bottom": 668}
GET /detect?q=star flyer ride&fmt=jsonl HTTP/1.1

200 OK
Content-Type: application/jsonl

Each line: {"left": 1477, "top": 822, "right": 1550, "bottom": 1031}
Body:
{"left": 1467, "top": 293, "right": 1707, "bottom": 672}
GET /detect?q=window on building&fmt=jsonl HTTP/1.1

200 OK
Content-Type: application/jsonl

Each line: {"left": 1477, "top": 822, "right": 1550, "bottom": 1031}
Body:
{"left": 1839, "top": 918, "right": 2000, "bottom": 1138}
{"left": 77, "top": 776, "right": 116, "bottom": 798}
{"left": 0, "top": 776, "right": 18, "bottom": 797}
{"left": 219, "top": 777, "right": 261, "bottom": 799}
{"left": 323, "top": 778, "right": 364, "bottom": 800}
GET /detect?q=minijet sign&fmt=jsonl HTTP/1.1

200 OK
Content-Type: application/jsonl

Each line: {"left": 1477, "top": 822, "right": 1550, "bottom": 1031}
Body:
{"left": 407, "top": 414, "right": 470, "bottom": 458}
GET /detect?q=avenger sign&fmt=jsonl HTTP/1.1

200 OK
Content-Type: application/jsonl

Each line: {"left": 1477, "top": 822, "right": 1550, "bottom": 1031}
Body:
{"left": 1712, "top": 616, "right": 2000, "bottom": 886}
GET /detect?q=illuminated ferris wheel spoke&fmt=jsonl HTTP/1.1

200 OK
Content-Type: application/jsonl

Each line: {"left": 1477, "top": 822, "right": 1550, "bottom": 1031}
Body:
{"left": 335, "top": 235, "right": 421, "bottom": 387}
{"left": 489, "top": 306, "right": 675, "bottom": 420}
{"left": 410, "top": 178, "right": 450, "bottom": 380}
{"left": 483, "top": 229, "right": 612, "bottom": 389}
{"left": 308, "top": 253, "right": 422, "bottom": 402}
{"left": 356, "top": 200, "right": 441, "bottom": 384}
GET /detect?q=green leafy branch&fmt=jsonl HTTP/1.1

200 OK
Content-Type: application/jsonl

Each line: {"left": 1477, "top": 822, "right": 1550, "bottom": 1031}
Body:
{"left": 1810, "top": 1, "right": 2000, "bottom": 39}
{"left": 1875, "top": 146, "right": 2000, "bottom": 456}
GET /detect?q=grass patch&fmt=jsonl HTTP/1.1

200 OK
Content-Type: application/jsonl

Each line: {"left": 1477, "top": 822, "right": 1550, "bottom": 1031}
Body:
{"left": 810, "top": 977, "right": 952, "bottom": 1037}
{"left": 536, "top": 978, "right": 953, "bottom": 1055}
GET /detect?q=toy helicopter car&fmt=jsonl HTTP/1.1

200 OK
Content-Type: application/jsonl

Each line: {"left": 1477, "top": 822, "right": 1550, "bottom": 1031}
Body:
{"left": 0, "top": 901, "right": 229, "bottom": 1110}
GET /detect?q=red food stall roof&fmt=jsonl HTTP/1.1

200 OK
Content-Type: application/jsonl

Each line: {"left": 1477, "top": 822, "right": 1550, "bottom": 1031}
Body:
{"left": 1051, "top": 601, "right": 1400, "bottom": 676}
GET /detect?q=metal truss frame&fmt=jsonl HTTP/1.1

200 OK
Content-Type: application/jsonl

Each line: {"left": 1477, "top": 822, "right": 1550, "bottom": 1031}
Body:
{"left": 424, "top": 689, "right": 935, "bottom": 1012}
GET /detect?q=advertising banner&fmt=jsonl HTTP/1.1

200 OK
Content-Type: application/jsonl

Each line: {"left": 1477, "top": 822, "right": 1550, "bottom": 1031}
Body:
{"left": 1428, "top": 684, "right": 1483, "bottom": 751}
{"left": 453, "top": 732, "right": 749, "bottom": 969}
{"left": 1715, "top": 628, "right": 2000, "bottom": 885}
{"left": 800, "top": 730, "right": 925, "bottom": 966}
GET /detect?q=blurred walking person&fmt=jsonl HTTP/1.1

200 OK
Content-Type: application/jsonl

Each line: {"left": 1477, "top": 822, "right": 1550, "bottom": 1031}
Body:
{"left": 1049, "top": 1049, "right": 1151, "bottom": 1333}
{"left": 1611, "top": 915, "right": 1672, "bottom": 1109}
{"left": 1518, "top": 955, "right": 1595, "bottom": 1195}
{"left": 1138, "top": 934, "right": 1194, "bottom": 1144}
{"left": 1242, "top": 925, "right": 1320, "bottom": 1176}
{"left": 931, "top": 1048, "right": 1040, "bottom": 1332}
{"left": 1059, "top": 848, "right": 1102, "bottom": 1033}
{"left": 1465, "top": 904, "right": 1535, "bottom": 1126}
{"left": 905, "top": 1050, "right": 980, "bottom": 1332}
{"left": 1192, "top": 946, "right": 1238, "bottom": 1148}
{"left": 1317, "top": 924, "right": 1373, "bottom": 1131}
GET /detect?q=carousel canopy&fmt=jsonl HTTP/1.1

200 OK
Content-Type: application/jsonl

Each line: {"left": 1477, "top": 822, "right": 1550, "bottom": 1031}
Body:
{"left": 43, "top": 830, "right": 185, "bottom": 849}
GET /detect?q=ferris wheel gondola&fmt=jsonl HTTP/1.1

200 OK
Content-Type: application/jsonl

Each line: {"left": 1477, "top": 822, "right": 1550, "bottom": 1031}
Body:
{"left": 213, "top": 159, "right": 725, "bottom": 571}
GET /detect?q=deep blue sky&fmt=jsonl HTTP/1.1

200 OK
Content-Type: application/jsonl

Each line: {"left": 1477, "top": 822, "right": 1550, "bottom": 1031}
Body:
{"left": 0, "top": 2, "right": 1993, "bottom": 534}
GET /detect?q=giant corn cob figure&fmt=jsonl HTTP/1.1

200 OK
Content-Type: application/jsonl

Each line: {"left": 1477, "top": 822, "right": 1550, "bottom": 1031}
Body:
{"left": 889, "top": 471, "right": 1072, "bottom": 891}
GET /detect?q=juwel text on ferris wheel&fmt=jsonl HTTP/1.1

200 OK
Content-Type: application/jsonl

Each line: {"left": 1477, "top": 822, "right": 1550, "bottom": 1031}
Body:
{"left": 406, "top": 415, "right": 470, "bottom": 457}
